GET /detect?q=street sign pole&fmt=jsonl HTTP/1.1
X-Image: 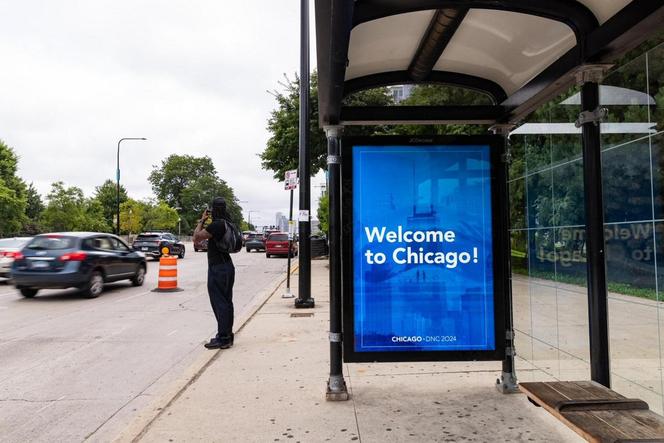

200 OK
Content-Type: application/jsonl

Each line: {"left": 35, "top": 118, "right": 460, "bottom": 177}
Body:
{"left": 284, "top": 183, "right": 295, "bottom": 299}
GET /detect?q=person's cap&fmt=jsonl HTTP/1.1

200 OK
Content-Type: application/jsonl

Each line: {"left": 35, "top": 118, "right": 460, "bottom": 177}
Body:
{"left": 211, "top": 197, "right": 227, "bottom": 209}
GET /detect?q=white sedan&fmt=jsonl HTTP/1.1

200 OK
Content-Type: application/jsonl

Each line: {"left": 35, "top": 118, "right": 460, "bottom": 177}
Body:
{"left": 0, "top": 237, "right": 32, "bottom": 281}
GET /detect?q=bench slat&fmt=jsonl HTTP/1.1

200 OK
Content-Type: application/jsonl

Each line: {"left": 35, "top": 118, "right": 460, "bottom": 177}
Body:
{"left": 520, "top": 381, "right": 664, "bottom": 443}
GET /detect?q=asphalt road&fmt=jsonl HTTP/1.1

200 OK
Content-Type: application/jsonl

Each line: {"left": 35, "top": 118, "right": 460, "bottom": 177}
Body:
{"left": 0, "top": 245, "right": 290, "bottom": 442}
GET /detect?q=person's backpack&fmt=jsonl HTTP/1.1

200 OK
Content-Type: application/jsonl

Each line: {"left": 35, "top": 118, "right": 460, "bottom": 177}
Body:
{"left": 215, "top": 220, "right": 243, "bottom": 253}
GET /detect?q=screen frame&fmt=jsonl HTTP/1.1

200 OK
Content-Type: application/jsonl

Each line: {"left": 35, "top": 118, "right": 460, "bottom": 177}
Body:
{"left": 341, "top": 135, "right": 507, "bottom": 363}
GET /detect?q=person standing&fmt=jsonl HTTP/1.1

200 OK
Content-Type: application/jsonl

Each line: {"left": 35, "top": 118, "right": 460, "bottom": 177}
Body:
{"left": 193, "top": 197, "right": 235, "bottom": 349}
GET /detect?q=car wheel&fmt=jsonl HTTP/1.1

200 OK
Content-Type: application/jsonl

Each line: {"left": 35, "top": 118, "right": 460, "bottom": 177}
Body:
{"left": 194, "top": 248, "right": 199, "bottom": 252}
{"left": 132, "top": 266, "right": 146, "bottom": 286}
{"left": 266, "top": 253, "right": 270, "bottom": 258}
{"left": 83, "top": 271, "right": 104, "bottom": 298}
{"left": 178, "top": 248, "right": 185, "bottom": 259}
{"left": 20, "top": 288, "right": 38, "bottom": 298}
{"left": 246, "top": 247, "right": 251, "bottom": 252}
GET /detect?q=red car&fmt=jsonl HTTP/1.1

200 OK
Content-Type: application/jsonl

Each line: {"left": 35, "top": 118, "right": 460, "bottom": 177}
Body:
{"left": 265, "top": 233, "right": 298, "bottom": 258}
{"left": 194, "top": 238, "right": 208, "bottom": 252}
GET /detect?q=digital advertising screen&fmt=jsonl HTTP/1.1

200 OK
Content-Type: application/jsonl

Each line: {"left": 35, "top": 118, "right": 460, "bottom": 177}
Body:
{"left": 342, "top": 136, "right": 505, "bottom": 363}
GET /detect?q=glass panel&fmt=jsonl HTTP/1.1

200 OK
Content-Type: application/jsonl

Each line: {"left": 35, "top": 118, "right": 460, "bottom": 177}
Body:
{"left": 652, "top": 133, "right": 664, "bottom": 220}
{"left": 527, "top": 170, "right": 553, "bottom": 229}
{"left": 602, "top": 140, "right": 653, "bottom": 224}
{"left": 554, "top": 227, "right": 587, "bottom": 289}
{"left": 551, "top": 134, "right": 583, "bottom": 165}
{"left": 605, "top": 222, "right": 657, "bottom": 298}
{"left": 525, "top": 134, "right": 551, "bottom": 175}
{"left": 552, "top": 160, "right": 585, "bottom": 227}
{"left": 649, "top": 45, "right": 664, "bottom": 133}
{"left": 603, "top": 41, "right": 664, "bottom": 413}
{"left": 509, "top": 178, "right": 526, "bottom": 230}
{"left": 601, "top": 52, "right": 651, "bottom": 149}
{"left": 509, "top": 136, "right": 526, "bottom": 180}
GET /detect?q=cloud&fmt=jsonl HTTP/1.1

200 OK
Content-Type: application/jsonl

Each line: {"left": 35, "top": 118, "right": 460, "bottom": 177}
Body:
{"left": 0, "top": 0, "right": 320, "bottom": 228}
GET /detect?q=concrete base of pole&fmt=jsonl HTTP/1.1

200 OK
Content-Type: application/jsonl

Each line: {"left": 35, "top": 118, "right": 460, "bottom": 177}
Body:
{"left": 495, "top": 372, "right": 519, "bottom": 394}
{"left": 326, "top": 375, "right": 349, "bottom": 401}
{"left": 294, "top": 297, "right": 315, "bottom": 309}
{"left": 282, "top": 288, "right": 295, "bottom": 299}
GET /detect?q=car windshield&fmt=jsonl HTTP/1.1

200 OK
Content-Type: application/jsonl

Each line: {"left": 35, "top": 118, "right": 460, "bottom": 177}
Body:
{"left": 248, "top": 234, "right": 263, "bottom": 240}
{"left": 27, "top": 236, "right": 76, "bottom": 250}
{"left": 136, "top": 235, "right": 160, "bottom": 241}
{"left": 269, "top": 234, "right": 288, "bottom": 241}
{"left": 0, "top": 238, "right": 29, "bottom": 248}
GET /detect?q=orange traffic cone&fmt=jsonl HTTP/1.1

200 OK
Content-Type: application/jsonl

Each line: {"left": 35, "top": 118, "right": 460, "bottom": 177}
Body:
{"left": 152, "top": 247, "right": 183, "bottom": 292}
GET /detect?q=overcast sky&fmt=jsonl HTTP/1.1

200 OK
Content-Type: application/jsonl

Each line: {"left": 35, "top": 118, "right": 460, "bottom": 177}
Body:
{"left": 0, "top": 1, "right": 323, "bottom": 228}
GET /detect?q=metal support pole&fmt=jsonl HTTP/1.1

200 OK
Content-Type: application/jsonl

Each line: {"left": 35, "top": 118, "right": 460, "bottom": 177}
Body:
{"left": 577, "top": 66, "right": 611, "bottom": 387}
{"left": 295, "top": 0, "right": 314, "bottom": 309}
{"left": 490, "top": 124, "right": 519, "bottom": 394}
{"left": 116, "top": 137, "right": 146, "bottom": 236}
{"left": 283, "top": 189, "right": 295, "bottom": 299}
{"left": 325, "top": 125, "right": 348, "bottom": 401}
{"left": 116, "top": 139, "right": 122, "bottom": 236}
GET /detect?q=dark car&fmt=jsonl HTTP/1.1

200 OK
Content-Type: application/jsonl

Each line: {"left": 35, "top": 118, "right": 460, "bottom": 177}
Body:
{"left": 194, "top": 238, "right": 208, "bottom": 252}
{"left": 245, "top": 233, "right": 265, "bottom": 252}
{"left": 132, "top": 232, "right": 185, "bottom": 259}
{"left": 242, "top": 231, "right": 255, "bottom": 245}
{"left": 11, "top": 233, "right": 147, "bottom": 298}
{"left": 265, "top": 232, "right": 298, "bottom": 258}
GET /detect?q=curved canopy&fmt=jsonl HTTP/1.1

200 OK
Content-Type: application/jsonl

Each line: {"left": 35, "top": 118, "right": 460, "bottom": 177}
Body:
{"left": 315, "top": 0, "right": 664, "bottom": 126}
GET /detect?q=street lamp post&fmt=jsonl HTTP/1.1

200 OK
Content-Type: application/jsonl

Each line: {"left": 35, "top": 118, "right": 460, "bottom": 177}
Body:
{"left": 248, "top": 210, "right": 258, "bottom": 229}
{"left": 116, "top": 137, "right": 147, "bottom": 235}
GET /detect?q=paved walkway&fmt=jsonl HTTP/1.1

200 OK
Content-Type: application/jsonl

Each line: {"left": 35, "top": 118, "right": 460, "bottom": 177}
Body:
{"left": 123, "top": 260, "right": 581, "bottom": 442}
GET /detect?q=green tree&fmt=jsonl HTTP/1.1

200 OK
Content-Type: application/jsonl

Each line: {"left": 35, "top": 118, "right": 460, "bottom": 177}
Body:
{"left": 22, "top": 183, "right": 44, "bottom": 235}
{"left": 260, "top": 71, "right": 393, "bottom": 181}
{"left": 25, "top": 183, "right": 44, "bottom": 219}
{"left": 391, "top": 85, "right": 491, "bottom": 136}
{"left": 119, "top": 199, "right": 146, "bottom": 235}
{"left": 0, "top": 140, "right": 27, "bottom": 236}
{"left": 143, "top": 202, "right": 179, "bottom": 231}
{"left": 42, "top": 182, "right": 86, "bottom": 232}
{"left": 93, "top": 179, "right": 127, "bottom": 229}
{"left": 317, "top": 192, "right": 329, "bottom": 234}
{"left": 149, "top": 154, "right": 243, "bottom": 231}
{"left": 42, "top": 182, "right": 111, "bottom": 233}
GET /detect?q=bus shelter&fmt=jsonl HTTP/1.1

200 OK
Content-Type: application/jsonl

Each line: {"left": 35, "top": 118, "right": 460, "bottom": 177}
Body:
{"left": 313, "top": 0, "right": 664, "bottom": 403}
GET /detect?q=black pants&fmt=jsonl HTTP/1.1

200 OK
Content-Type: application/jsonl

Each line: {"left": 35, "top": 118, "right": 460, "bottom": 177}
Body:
{"left": 207, "top": 262, "right": 235, "bottom": 338}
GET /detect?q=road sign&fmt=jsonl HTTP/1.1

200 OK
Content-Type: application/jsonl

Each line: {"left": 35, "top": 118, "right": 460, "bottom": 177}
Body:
{"left": 285, "top": 169, "right": 298, "bottom": 190}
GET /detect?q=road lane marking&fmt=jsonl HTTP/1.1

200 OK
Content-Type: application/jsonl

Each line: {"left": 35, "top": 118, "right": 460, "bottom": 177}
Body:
{"left": 113, "top": 290, "right": 152, "bottom": 303}
{"left": 167, "top": 329, "right": 178, "bottom": 337}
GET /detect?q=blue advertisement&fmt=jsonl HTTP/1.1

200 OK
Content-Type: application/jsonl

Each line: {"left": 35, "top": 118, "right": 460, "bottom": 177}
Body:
{"left": 352, "top": 145, "right": 495, "bottom": 353}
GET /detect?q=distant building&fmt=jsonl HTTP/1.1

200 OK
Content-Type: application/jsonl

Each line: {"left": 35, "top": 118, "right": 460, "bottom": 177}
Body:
{"left": 387, "top": 84, "right": 414, "bottom": 103}
{"left": 276, "top": 212, "right": 288, "bottom": 232}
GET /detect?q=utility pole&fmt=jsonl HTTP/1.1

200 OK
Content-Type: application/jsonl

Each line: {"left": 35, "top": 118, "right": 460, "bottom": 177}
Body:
{"left": 295, "top": 0, "right": 314, "bottom": 309}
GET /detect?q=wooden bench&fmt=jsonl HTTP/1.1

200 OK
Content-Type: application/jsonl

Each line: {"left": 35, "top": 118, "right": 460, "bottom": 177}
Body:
{"left": 520, "top": 381, "right": 664, "bottom": 443}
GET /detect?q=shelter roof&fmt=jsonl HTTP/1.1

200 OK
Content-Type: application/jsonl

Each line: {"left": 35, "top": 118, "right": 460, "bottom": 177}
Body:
{"left": 315, "top": 0, "right": 664, "bottom": 126}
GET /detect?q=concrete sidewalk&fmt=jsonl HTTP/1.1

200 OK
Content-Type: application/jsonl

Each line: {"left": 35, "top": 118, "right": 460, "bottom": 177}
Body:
{"left": 128, "top": 259, "right": 582, "bottom": 442}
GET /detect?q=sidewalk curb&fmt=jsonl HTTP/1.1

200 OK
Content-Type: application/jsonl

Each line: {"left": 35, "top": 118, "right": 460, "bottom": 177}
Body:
{"left": 114, "top": 263, "right": 299, "bottom": 443}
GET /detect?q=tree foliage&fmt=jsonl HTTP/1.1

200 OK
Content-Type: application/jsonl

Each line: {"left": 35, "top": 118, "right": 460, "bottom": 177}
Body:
{"left": 0, "top": 140, "right": 27, "bottom": 236}
{"left": 317, "top": 192, "right": 329, "bottom": 234}
{"left": 143, "top": 202, "right": 180, "bottom": 232}
{"left": 41, "top": 182, "right": 111, "bottom": 233}
{"left": 94, "top": 179, "right": 127, "bottom": 229}
{"left": 148, "top": 154, "right": 243, "bottom": 231}
{"left": 261, "top": 71, "right": 393, "bottom": 181}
